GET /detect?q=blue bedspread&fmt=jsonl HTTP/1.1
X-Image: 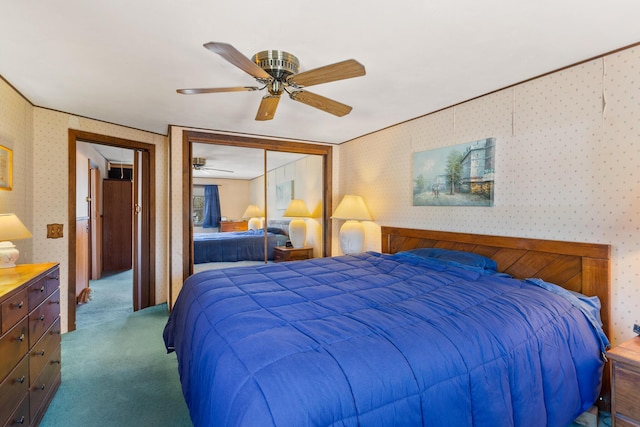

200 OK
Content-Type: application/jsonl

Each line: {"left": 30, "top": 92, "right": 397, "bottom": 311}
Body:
{"left": 193, "top": 230, "right": 288, "bottom": 263}
{"left": 164, "top": 252, "right": 606, "bottom": 427}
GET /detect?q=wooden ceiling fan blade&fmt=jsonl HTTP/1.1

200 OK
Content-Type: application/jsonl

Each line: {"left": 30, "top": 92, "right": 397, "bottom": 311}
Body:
{"left": 255, "top": 95, "right": 280, "bottom": 121}
{"left": 177, "top": 86, "right": 260, "bottom": 94}
{"left": 287, "top": 59, "right": 365, "bottom": 88}
{"left": 289, "top": 90, "right": 352, "bottom": 117}
{"left": 204, "top": 42, "right": 272, "bottom": 80}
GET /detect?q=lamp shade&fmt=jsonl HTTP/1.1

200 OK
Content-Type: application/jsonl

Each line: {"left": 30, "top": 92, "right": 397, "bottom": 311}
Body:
{"left": 0, "top": 214, "right": 32, "bottom": 241}
{"left": 283, "top": 199, "right": 311, "bottom": 218}
{"left": 0, "top": 214, "right": 32, "bottom": 268}
{"left": 331, "top": 195, "right": 373, "bottom": 221}
{"left": 242, "top": 204, "right": 262, "bottom": 219}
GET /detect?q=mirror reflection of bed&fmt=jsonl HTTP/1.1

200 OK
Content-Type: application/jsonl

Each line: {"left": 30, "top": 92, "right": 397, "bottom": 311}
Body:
{"left": 192, "top": 221, "right": 290, "bottom": 273}
{"left": 191, "top": 143, "right": 324, "bottom": 273}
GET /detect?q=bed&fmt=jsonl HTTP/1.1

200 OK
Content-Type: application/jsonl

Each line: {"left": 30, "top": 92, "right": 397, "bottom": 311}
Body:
{"left": 165, "top": 227, "right": 611, "bottom": 426}
{"left": 193, "top": 228, "right": 289, "bottom": 264}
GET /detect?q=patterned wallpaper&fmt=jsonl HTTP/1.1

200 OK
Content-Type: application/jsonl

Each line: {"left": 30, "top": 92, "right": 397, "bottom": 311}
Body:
{"left": 337, "top": 47, "right": 640, "bottom": 345}
{"left": 0, "top": 78, "right": 33, "bottom": 260}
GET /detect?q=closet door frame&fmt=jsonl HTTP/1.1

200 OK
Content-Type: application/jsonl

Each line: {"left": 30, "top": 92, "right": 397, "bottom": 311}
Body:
{"left": 181, "top": 130, "right": 333, "bottom": 279}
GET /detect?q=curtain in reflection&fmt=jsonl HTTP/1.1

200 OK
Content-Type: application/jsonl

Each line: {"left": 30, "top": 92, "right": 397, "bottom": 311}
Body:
{"left": 203, "top": 185, "right": 221, "bottom": 228}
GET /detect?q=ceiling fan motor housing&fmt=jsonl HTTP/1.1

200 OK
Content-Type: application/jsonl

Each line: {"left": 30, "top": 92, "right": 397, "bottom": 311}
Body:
{"left": 252, "top": 50, "right": 300, "bottom": 80}
{"left": 192, "top": 157, "right": 207, "bottom": 168}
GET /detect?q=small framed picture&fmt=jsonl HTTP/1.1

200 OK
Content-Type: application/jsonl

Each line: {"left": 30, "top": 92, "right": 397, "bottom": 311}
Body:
{"left": 0, "top": 145, "right": 12, "bottom": 191}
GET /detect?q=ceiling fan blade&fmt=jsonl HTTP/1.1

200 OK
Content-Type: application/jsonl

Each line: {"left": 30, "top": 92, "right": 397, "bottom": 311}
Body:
{"left": 177, "top": 86, "right": 260, "bottom": 94}
{"left": 289, "top": 90, "right": 352, "bottom": 117}
{"left": 287, "top": 59, "right": 365, "bottom": 88}
{"left": 203, "top": 167, "right": 233, "bottom": 173}
{"left": 255, "top": 95, "right": 280, "bottom": 121}
{"left": 204, "top": 42, "right": 272, "bottom": 81}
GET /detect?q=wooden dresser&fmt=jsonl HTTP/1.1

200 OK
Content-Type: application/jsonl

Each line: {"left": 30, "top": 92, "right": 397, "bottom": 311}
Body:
{"left": 219, "top": 220, "right": 248, "bottom": 232}
{"left": 0, "top": 263, "right": 61, "bottom": 426}
{"left": 609, "top": 336, "right": 640, "bottom": 427}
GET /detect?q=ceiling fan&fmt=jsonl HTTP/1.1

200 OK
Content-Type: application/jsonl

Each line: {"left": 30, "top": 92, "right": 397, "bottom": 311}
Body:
{"left": 192, "top": 157, "right": 233, "bottom": 173}
{"left": 177, "top": 42, "right": 366, "bottom": 121}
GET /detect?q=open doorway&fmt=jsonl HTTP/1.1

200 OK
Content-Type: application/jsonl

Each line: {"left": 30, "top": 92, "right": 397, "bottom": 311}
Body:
{"left": 68, "top": 129, "right": 156, "bottom": 332}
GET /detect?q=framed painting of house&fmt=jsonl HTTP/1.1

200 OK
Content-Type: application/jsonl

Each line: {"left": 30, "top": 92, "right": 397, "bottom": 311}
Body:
{"left": 413, "top": 138, "right": 495, "bottom": 206}
{"left": 0, "top": 145, "right": 12, "bottom": 191}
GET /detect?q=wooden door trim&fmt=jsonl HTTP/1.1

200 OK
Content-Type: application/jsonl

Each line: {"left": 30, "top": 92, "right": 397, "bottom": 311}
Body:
{"left": 68, "top": 129, "right": 156, "bottom": 331}
{"left": 180, "top": 130, "right": 333, "bottom": 283}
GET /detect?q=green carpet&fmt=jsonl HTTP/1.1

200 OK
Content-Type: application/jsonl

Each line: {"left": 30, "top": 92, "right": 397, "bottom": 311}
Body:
{"left": 40, "top": 271, "right": 192, "bottom": 427}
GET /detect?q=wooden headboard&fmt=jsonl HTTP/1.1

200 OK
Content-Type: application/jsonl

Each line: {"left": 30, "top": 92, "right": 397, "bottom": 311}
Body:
{"left": 381, "top": 226, "right": 612, "bottom": 407}
{"left": 381, "top": 226, "right": 611, "bottom": 334}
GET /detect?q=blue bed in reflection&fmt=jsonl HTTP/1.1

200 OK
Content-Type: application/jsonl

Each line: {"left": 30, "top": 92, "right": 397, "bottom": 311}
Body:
{"left": 193, "top": 228, "right": 289, "bottom": 263}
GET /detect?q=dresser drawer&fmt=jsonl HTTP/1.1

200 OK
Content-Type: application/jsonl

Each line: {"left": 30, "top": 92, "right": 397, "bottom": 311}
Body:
{"left": 613, "top": 362, "right": 640, "bottom": 422}
{"left": 4, "top": 393, "right": 29, "bottom": 427}
{"left": 0, "top": 318, "right": 28, "bottom": 382}
{"left": 1, "top": 289, "right": 28, "bottom": 335}
{"left": 30, "top": 344, "right": 61, "bottom": 424}
{"left": 0, "top": 356, "right": 28, "bottom": 425}
{"left": 29, "top": 289, "right": 60, "bottom": 347}
{"left": 28, "top": 270, "right": 59, "bottom": 311}
{"left": 30, "top": 317, "right": 61, "bottom": 382}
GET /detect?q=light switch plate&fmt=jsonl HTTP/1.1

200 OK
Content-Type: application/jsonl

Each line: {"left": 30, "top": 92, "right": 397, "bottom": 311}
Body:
{"left": 47, "top": 224, "right": 64, "bottom": 238}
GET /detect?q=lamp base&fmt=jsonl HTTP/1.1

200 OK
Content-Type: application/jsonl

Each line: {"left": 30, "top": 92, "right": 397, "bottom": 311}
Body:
{"left": 288, "top": 218, "right": 307, "bottom": 248}
{"left": 0, "top": 241, "right": 19, "bottom": 268}
{"left": 247, "top": 217, "right": 261, "bottom": 230}
{"left": 339, "top": 220, "right": 365, "bottom": 255}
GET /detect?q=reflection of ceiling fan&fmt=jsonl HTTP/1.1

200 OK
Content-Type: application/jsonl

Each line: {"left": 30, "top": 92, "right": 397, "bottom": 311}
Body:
{"left": 192, "top": 157, "right": 233, "bottom": 173}
{"left": 177, "top": 42, "right": 366, "bottom": 121}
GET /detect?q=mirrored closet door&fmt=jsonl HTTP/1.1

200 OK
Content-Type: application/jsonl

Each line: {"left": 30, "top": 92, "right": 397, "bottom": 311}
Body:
{"left": 184, "top": 131, "right": 332, "bottom": 276}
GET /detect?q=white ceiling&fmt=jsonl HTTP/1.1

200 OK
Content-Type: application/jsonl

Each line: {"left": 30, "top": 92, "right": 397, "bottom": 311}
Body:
{"left": 2, "top": 1, "right": 640, "bottom": 145}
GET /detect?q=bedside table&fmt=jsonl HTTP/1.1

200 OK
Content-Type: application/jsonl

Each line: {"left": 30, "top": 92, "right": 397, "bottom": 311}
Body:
{"left": 608, "top": 336, "right": 640, "bottom": 426}
{"left": 273, "top": 246, "right": 313, "bottom": 262}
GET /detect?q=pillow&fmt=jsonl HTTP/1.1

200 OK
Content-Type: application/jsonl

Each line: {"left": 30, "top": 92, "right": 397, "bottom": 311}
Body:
{"left": 267, "top": 227, "right": 288, "bottom": 236}
{"left": 399, "top": 247, "right": 498, "bottom": 271}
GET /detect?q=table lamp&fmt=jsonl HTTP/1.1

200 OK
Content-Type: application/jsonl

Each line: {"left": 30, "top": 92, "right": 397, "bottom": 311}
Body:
{"left": 242, "top": 204, "right": 263, "bottom": 230}
{"left": 283, "top": 199, "right": 311, "bottom": 248}
{"left": 331, "top": 195, "right": 373, "bottom": 255}
{"left": 0, "top": 213, "right": 33, "bottom": 268}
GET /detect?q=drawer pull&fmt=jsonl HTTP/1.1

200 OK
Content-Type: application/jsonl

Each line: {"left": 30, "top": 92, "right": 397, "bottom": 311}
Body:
{"left": 39, "top": 315, "right": 46, "bottom": 321}
{"left": 13, "top": 301, "right": 24, "bottom": 309}
{"left": 17, "top": 333, "right": 25, "bottom": 342}
{"left": 15, "top": 415, "right": 25, "bottom": 424}
{"left": 37, "top": 384, "right": 46, "bottom": 390}
{"left": 52, "top": 359, "right": 61, "bottom": 364}
{"left": 36, "top": 350, "right": 45, "bottom": 356}
{"left": 49, "top": 275, "right": 59, "bottom": 280}
{"left": 16, "top": 375, "right": 25, "bottom": 384}
{"left": 39, "top": 286, "right": 45, "bottom": 293}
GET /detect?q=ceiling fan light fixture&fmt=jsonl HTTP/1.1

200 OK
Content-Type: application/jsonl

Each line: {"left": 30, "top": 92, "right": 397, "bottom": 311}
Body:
{"left": 251, "top": 50, "right": 300, "bottom": 80}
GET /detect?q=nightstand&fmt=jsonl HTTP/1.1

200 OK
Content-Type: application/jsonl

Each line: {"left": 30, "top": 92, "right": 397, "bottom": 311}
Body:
{"left": 273, "top": 246, "right": 313, "bottom": 262}
{"left": 219, "top": 221, "right": 248, "bottom": 232}
{"left": 608, "top": 336, "right": 640, "bottom": 427}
